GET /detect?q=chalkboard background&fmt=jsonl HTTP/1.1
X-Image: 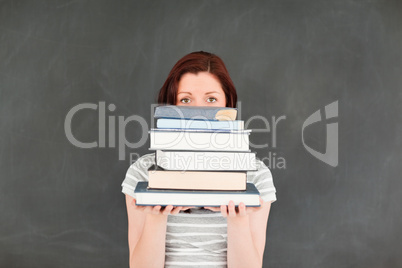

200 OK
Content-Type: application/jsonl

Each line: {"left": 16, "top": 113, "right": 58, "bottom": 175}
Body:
{"left": 1, "top": 1, "right": 401, "bottom": 267}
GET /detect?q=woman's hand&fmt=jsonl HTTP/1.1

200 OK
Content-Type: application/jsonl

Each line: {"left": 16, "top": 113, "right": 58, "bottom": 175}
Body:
{"left": 204, "top": 197, "right": 265, "bottom": 218}
{"left": 131, "top": 198, "right": 194, "bottom": 216}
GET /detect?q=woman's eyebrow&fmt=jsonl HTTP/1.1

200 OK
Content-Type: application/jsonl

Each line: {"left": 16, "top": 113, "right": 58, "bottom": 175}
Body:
{"left": 205, "top": 91, "right": 221, "bottom": 95}
{"left": 177, "top": 92, "right": 192, "bottom": 95}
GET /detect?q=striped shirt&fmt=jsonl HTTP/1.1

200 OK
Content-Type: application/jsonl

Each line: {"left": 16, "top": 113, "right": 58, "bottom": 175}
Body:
{"left": 121, "top": 153, "right": 277, "bottom": 267}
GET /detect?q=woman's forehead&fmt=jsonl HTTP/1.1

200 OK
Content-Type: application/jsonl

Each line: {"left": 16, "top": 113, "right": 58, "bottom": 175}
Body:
{"left": 178, "top": 72, "right": 223, "bottom": 92}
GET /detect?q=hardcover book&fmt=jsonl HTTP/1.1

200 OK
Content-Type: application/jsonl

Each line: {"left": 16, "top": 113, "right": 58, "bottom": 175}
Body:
{"left": 149, "top": 129, "right": 251, "bottom": 151}
{"left": 154, "top": 105, "right": 237, "bottom": 121}
{"left": 156, "top": 118, "right": 244, "bottom": 130}
{"left": 134, "top": 181, "right": 261, "bottom": 207}
{"left": 147, "top": 164, "right": 247, "bottom": 190}
{"left": 155, "top": 150, "right": 257, "bottom": 171}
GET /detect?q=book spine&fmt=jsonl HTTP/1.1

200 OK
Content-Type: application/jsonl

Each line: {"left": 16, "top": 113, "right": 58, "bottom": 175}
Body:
{"left": 150, "top": 131, "right": 250, "bottom": 151}
{"left": 154, "top": 106, "right": 237, "bottom": 120}
{"left": 155, "top": 106, "right": 219, "bottom": 120}
{"left": 156, "top": 150, "right": 257, "bottom": 170}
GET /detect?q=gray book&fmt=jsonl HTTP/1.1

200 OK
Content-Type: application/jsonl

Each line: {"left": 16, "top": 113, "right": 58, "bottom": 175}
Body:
{"left": 154, "top": 105, "right": 238, "bottom": 121}
{"left": 134, "top": 181, "right": 261, "bottom": 207}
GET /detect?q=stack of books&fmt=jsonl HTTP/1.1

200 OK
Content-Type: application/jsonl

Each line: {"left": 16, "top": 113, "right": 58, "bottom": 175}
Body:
{"left": 133, "top": 105, "right": 261, "bottom": 207}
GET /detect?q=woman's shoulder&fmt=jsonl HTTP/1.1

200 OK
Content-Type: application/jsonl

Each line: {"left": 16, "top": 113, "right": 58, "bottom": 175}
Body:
{"left": 247, "top": 157, "right": 277, "bottom": 203}
{"left": 129, "top": 152, "right": 156, "bottom": 170}
{"left": 121, "top": 153, "right": 155, "bottom": 197}
{"left": 248, "top": 157, "right": 272, "bottom": 179}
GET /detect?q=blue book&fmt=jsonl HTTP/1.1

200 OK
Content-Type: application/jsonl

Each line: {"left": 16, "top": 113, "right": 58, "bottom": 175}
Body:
{"left": 154, "top": 105, "right": 237, "bottom": 121}
{"left": 134, "top": 181, "right": 261, "bottom": 207}
{"left": 156, "top": 118, "right": 244, "bottom": 130}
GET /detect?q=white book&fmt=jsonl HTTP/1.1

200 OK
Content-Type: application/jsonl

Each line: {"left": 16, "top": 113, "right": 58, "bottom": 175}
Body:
{"left": 156, "top": 150, "right": 257, "bottom": 171}
{"left": 149, "top": 129, "right": 251, "bottom": 151}
{"left": 134, "top": 182, "right": 261, "bottom": 207}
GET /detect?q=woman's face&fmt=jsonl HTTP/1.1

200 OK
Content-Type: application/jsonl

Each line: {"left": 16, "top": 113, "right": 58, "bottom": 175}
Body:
{"left": 176, "top": 72, "right": 227, "bottom": 107}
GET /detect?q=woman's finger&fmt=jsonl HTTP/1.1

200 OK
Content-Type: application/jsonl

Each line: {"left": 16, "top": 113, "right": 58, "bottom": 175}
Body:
{"left": 162, "top": 205, "right": 174, "bottom": 215}
{"left": 142, "top": 206, "right": 153, "bottom": 214}
{"left": 135, "top": 205, "right": 146, "bottom": 213}
{"left": 152, "top": 205, "right": 162, "bottom": 214}
{"left": 220, "top": 205, "right": 228, "bottom": 217}
{"left": 238, "top": 202, "right": 247, "bottom": 217}
{"left": 228, "top": 201, "right": 236, "bottom": 217}
{"left": 170, "top": 206, "right": 183, "bottom": 215}
{"left": 259, "top": 197, "right": 264, "bottom": 206}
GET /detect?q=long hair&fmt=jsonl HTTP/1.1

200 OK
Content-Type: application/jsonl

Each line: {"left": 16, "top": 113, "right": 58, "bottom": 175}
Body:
{"left": 157, "top": 51, "right": 237, "bottom": 108}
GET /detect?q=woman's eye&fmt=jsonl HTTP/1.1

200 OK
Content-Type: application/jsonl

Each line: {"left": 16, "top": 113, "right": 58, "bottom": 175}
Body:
{"left": 180, "top": 98, "right": 191, "bottom": 104}
{"left": 206, "top": 97, "right": 217, "bottom": 103}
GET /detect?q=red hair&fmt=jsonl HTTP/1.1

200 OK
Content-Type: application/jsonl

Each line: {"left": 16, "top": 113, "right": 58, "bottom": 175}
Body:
{"left": 157, "top": 51, "right": 237, "bottom": 108}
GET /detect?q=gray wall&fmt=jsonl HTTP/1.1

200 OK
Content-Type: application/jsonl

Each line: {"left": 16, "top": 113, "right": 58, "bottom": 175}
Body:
{"left": 1, "top": 1, "right": 401, "bottom": 267}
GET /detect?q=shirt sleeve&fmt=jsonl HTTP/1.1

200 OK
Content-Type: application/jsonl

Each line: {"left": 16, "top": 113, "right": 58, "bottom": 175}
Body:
{"left": 247, "top": 158, "right": 277, "bottom": 203}
{"left": 121, "top": 153, "right": 155, "bottom": 198}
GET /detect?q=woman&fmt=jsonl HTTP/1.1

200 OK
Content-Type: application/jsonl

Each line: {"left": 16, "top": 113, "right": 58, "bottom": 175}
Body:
{"left": 121, "top": 51, "right": 277, "bottom": 268}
